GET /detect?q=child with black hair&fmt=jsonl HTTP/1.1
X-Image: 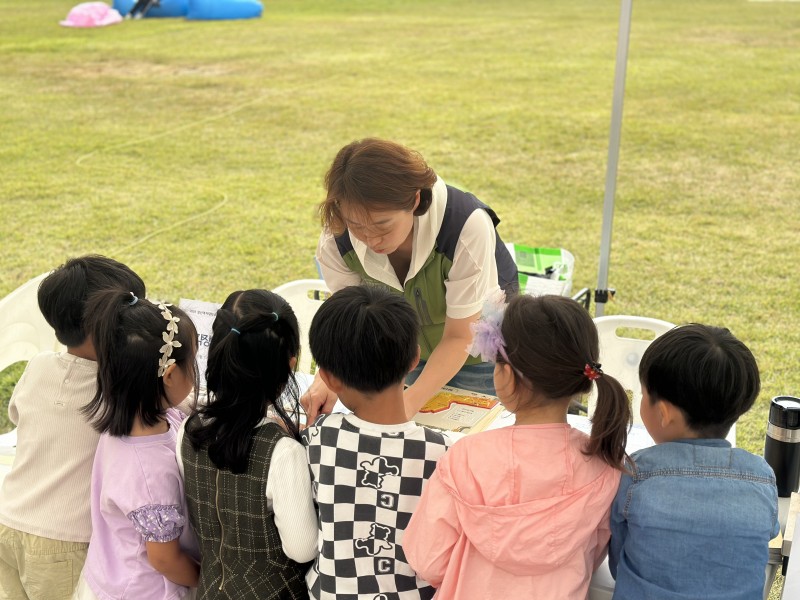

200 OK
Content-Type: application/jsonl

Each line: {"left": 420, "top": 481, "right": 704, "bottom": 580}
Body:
{"left": 0, "top": 256, "right": 145, "bottom": 600}
{"left": 404, "top": 294, "right": 631, "bottom": 599}
{"left": 302, "top": 285, "right": 451, "bottom": 600}
{"left": 608, "top": 324, "right": 780, "bottom": 600}
{"left": 176, "top": 289, "right": 317, "bottom": 599}
{"left": 74, "top": 291, "right": 199, "bottom": 600}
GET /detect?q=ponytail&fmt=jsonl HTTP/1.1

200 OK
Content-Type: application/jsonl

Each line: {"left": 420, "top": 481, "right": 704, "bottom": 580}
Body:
{"left": 585, "top": 373, "right": 631, "bottom": 470}
{"left": 82, "top": 289, "right": 143, "bottom": 435}
{"left": 82, "top": 289, "right": 198, "bottom": 437}
{"left": 186, "top": 290, "right": 302, "bottom": 474}
{"left": 500, "top": 295, "right": 632, "bottom": 471}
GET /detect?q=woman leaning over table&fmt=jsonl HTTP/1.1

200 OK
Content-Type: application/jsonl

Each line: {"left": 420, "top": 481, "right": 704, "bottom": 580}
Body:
{"left": 301, "top": 138, "right": 518, "bottom": 422}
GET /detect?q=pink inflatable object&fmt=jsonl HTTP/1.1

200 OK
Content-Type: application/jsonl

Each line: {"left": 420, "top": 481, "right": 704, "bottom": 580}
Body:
{"left": 60, "top": 2, "right": 123, "bottom": 27}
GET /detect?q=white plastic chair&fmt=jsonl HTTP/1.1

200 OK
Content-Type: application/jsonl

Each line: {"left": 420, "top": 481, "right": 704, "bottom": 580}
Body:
{"left": 587, "top": 315, "right": 675, "bottom": 426}
{"left": 588, "top": 315, "right": 738, "bottom": 444}
{"left": 0, "top": 272, "right": 64, "bottom": 483}
{"left": 273, "top": 279, "right": 330, "bottom": 375}
{"left": 0, "top": 273, "right": 63, "bottom": 373}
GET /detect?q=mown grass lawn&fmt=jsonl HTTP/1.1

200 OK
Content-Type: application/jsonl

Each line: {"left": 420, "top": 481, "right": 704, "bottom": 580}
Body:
{"left": 2, "top": 0, "right": 799, "bottom": 531}
{"left": 2, "top": 0, "right": 797, "bottom": 595}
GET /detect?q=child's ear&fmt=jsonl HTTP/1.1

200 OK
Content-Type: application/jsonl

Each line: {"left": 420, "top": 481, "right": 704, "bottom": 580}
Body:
{"left": 658, "top": 399, "right": 679, "bottom": 428}
{"left": 160, "top": 362, "right": 190, "bottom": 406}
{"left": 318, "top": 368, "right": 344, "bottom": 395}
{"left": 161, "top": 363, "right": 179, "bottom": 388}
{"left": 497, "top": 362, "right": 517, "bottom": 395}
{"left": 289, "top": 356, "right": 298, "bottom": 371}
{"left": 408, "top": 345, "right": 421, "bottom": 373}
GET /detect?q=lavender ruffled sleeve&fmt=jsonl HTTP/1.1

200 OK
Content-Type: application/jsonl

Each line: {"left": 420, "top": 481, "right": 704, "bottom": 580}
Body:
{"left": 127, "top": 504, "right": 185, "bottom": 543}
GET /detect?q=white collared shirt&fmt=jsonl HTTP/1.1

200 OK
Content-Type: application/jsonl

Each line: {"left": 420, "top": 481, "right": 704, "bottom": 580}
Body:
{"left": 316, "top": 177, "right": 499, "bottom": 320}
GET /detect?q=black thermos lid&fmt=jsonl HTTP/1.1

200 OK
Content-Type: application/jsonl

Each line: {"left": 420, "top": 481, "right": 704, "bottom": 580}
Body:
{"left": 769, "top": 396, "right": 800, "bottom": 430}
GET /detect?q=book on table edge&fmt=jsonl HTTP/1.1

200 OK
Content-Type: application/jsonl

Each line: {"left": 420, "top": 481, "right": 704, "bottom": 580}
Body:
{"left": 413, "top": 385, "right": 504, "bottom": 435}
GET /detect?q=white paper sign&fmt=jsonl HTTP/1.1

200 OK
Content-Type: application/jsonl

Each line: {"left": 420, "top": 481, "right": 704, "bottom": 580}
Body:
{"left": 179, "top": 298, "right": 222, "bottom": 387}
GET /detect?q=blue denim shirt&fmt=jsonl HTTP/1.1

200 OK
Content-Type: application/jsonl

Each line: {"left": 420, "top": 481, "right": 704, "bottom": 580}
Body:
{"left": 609, "top": 439, "right": 779, "bottom": 600}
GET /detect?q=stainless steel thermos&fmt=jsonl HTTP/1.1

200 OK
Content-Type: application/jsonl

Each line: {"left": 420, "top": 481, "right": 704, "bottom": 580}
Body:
{"left": 764, "top": 395, "right": 800, "bottom": 497}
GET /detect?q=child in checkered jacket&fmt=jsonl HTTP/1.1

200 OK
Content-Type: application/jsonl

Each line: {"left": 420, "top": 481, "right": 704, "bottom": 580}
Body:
{"left": 302, "top": 285, "right": 452, "bottom": 600}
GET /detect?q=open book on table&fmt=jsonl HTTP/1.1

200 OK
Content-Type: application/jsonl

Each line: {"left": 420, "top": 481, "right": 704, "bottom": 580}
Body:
{"left": 412, "top": 386, "right": 504, "bottom": 435}
{"left": 291, "top": 378, "right": 502, "bottom": 435}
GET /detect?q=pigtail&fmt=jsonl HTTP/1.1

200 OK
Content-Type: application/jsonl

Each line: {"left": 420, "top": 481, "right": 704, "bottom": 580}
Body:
{"left": 244, "top": 309, "right": 301, "bottom": 440}
{"left": 81, "top": 289, "right": 126, "bottom": 431}
{"left": 82, "top": 290, "right": 197, "bottom": 437}
{"left": 202, "top": 310, "right": 263, "bottom": 472}
{"left": 585, "top": 372, "right": 631, "bottom": 470}
{"left": 500, "top": 295, "right": 632, "bottom": 471}
{"left": 82, "top": 289, "right": 160, "bottom": 436}
{"left": 187, "top": 290, "right": 301, "bottom": 474}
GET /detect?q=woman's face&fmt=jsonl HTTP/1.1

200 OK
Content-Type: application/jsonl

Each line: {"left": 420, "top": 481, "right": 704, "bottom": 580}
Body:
{"left": 339, "top": 192, "right": 420, "bottom": 255}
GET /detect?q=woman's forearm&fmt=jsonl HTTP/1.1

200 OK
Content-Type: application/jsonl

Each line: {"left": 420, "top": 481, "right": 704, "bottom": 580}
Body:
{"left": 404, "top": 334, "right": 471, "bottom": 417}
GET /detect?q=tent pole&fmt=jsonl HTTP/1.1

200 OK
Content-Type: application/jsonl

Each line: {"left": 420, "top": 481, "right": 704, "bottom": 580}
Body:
{"left": 595, "top": 0, "right": 633, "bottom": 317}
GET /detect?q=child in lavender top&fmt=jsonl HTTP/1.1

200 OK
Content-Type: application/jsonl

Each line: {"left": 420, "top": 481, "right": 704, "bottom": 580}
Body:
{"left": 73, "top": 290, "right": 200, "bottom": 600}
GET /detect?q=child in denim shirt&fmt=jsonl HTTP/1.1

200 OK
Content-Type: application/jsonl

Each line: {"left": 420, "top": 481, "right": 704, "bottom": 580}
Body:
{"left": 609, "top": 324, "right": 780, "bottom": 600}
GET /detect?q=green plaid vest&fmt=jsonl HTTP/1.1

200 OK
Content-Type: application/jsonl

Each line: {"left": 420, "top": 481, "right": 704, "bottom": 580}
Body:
{"left": 181, "top": 417, "right": 311, "bottom": 599}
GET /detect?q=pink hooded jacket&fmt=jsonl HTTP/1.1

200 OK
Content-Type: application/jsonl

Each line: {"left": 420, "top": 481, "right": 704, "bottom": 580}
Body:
{"left": 403, "top": 424, "right": 621, "bottom": 599}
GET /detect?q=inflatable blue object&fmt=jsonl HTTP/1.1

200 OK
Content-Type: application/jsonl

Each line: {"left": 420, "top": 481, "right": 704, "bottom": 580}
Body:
{"left": 113, "top": 0, "right": 189, "bottom": 17}
{"left": 187, "top": 0, "right": 263, "bottom": 20}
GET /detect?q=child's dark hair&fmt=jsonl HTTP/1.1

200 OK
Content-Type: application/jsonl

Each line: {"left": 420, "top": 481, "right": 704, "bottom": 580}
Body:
{"left": 37, "top": 255, "right": 146, "bottom": 347}
{"left": 639, "top": 324, "right": 759, "bottom": 438}
{"left": 319, "top": 138, "right": 437, "bottom": 236}
{"left": 82, "top": 290, "right": 198, "bottom": 437}
{"left": 501, "top": 295, "right": 631, "bottom": 469}
{"left": 185, "top": 290, "right": 302, "bottom": 473}
{"left": 309, "top": 285, "right": 419, "bottom": 393}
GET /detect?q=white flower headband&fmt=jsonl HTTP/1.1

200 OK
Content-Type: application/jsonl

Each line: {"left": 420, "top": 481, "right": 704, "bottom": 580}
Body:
{"left": 157, "top": 303, "right": 182, "bottom": 377}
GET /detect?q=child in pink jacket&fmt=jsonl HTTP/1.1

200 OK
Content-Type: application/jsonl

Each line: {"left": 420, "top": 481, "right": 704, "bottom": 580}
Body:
{"left": 404, "top": 294, "right": 632, "bottom": 599}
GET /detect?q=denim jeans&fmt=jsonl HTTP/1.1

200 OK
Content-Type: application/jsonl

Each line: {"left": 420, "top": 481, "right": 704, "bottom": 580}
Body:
{"left": 405, "top": 360, "right": 496, "bottom": 396}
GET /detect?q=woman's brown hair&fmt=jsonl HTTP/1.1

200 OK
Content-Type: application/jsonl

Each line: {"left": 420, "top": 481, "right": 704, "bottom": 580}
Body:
{"left": 319, "top": 138, "right": 437, "bottom": 235}
{"left": 500, "top": 294, "right": 631, "bottom": 469}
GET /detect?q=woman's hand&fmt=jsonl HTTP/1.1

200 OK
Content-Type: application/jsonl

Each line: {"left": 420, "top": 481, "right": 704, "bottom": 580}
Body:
{"left": 300, "top": 372, "right": 338, "bottom": 425}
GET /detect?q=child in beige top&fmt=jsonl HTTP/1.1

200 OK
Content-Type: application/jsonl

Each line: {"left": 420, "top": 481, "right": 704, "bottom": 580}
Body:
{"left": 0, "top": 255, "right": 145, "bottom": 600}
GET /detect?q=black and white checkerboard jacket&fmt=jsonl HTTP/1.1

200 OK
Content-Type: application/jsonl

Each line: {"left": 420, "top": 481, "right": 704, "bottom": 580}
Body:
{"left": 302, "top": 413, "right": 452, "bottom": 600}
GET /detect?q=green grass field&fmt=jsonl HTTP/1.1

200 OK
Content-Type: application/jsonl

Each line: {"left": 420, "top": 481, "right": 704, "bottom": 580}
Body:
{"left": 3, "top": 0, "right": 799, "bottom": 443}
{"left": 2, "top": 0, "right": 797, "bottom": 595}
